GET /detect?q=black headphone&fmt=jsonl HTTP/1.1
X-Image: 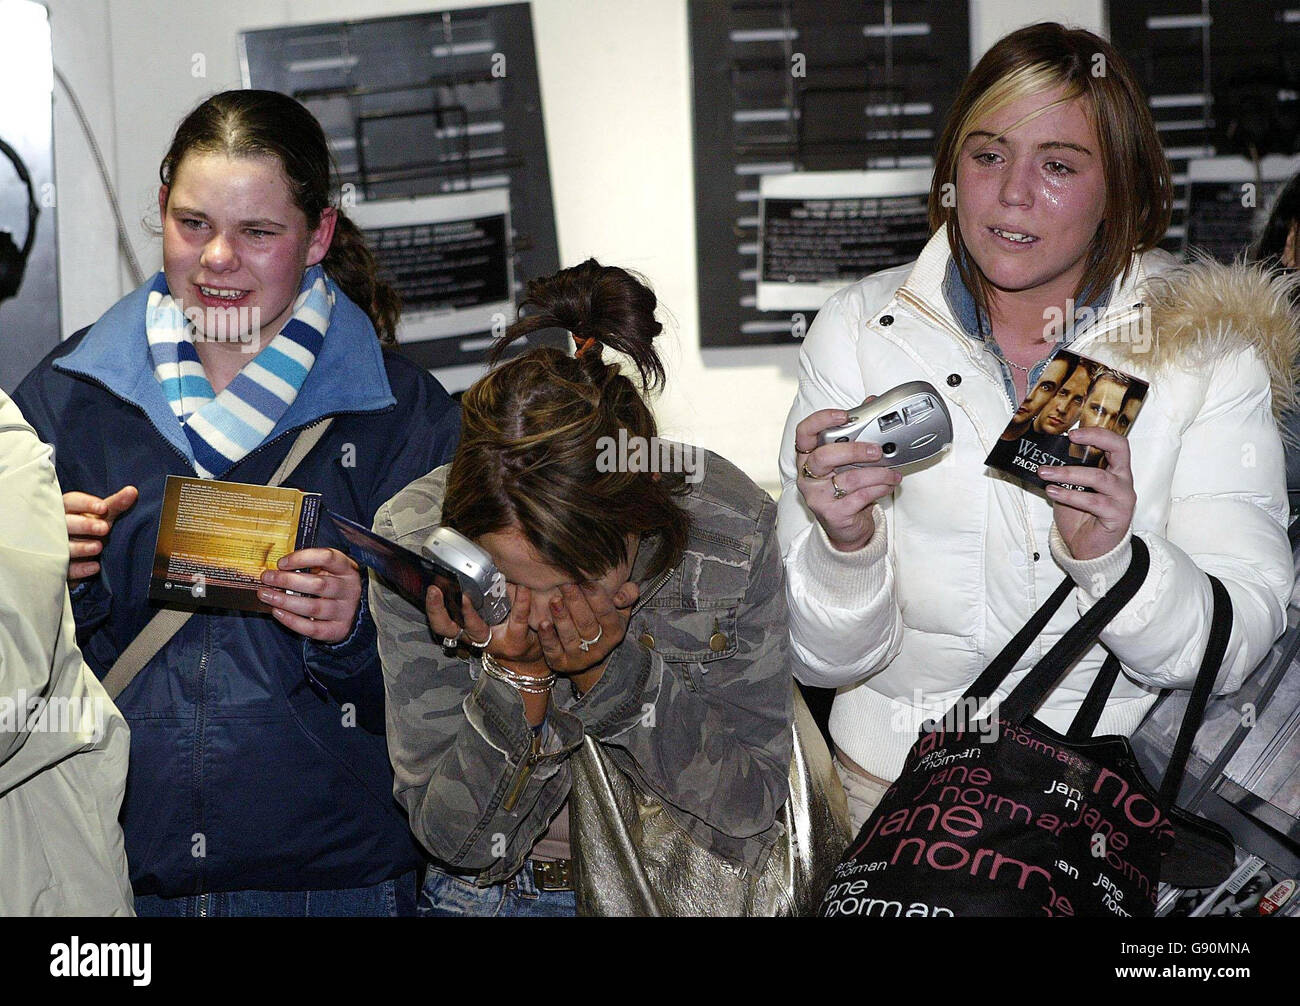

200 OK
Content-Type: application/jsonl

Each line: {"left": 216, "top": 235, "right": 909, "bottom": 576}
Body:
{"left": 0, "top": 136, "right": 39, "bottom": 303}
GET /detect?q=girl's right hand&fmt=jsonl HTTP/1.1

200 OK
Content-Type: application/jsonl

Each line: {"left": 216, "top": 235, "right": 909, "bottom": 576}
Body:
{"left": 63, "top": 485, "right": 139, "bottom": 581}
{"left": 794, "top": 406, "right": 901, "bottom": 552}
{"left": 424, "top": 582, "right": 548, "bottom": 674}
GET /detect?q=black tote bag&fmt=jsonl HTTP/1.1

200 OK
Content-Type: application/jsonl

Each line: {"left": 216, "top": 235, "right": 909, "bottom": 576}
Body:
{"left": 819, "top": 537, "right": 1236, "bottom": 918}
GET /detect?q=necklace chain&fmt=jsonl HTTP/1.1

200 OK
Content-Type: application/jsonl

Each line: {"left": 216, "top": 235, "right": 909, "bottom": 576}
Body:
{"left": 991, "top": 335, "right": 1051, "bottom": 376}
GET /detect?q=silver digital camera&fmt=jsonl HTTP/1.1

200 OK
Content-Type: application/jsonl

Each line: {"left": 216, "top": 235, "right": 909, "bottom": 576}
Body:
{"left": 421, "top": 527, "right": 512, "bottom": 626}
{"left": 816, "top": 380, "right": 954, "bottom": 468}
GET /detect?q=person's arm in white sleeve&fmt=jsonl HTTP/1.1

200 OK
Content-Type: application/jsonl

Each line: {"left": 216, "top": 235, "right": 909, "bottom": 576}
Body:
{"left": 776, "top": 291, "right": 905, "bottom": 688}
{"left": 1050, "top": 347, "right": 1293, "bottom": 694}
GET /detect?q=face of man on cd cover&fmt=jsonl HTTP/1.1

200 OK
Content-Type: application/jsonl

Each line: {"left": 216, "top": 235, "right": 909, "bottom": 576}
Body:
{"left": 1003, "top": 356, "right": 1072, "bottom": 438}
{"left": 985, "top": 349, "right": 1149, "bottom": 491}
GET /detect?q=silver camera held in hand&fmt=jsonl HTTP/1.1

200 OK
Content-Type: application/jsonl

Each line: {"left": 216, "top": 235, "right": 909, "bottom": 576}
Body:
{"left": 421, "top": 527, "right": 512, "bottom": 626}
{"left": 816, "top": 381, "right": 954, "bottom": 468}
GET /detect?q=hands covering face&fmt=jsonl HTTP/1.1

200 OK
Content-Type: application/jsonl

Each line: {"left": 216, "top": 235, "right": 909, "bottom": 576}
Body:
{"left": 423, "top": 570, "right": 640, "bottom": 676}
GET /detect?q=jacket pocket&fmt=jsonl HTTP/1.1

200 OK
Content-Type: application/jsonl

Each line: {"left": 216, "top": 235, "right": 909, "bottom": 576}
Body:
{"left": 638, "top": 606, "right": 738, "bottom": 692}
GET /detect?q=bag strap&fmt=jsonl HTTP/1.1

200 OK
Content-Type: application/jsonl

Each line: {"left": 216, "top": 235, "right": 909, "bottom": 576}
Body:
{"left": 1064, "top": 575, "right": 1231, "bottom": 797}
{"left": 960, "top": 576, "right": 1076, "bottom": 708}
{"left": 266, "top": 418, "right": 336, "bottom": 486}
{"left": 1065, "top": 652, "right": 1122, "bottom": 741}
{"left": 961, "top": 536, "right": 1150, "bottom": 719}
{"left": 1159, "top": 575, "right": 1232, "bottom": 805}
{"left": 1185, "top": 607, "right": 1300, "bottom": 809}
{"left": 1067, "top": 574, "right": 1233, "bottom": 743}
{"left": 100, "top": 418, "right": 335, "bottom": 700}
{"left": 991, "top": 536, "right": 1152, "bottom": 726}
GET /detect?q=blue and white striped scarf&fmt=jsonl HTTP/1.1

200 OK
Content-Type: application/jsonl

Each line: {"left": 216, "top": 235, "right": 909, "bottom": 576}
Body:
{"left": 146, "top": 266, "right": 332, "bottom": 478}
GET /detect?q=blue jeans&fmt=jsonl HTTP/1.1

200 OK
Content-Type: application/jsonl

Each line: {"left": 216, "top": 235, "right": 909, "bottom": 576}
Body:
{"left": 419, "top": 861, "right": 577, "bottom": 917}
{"left": 134, "top": 870, "right": 419, "bottom": 917}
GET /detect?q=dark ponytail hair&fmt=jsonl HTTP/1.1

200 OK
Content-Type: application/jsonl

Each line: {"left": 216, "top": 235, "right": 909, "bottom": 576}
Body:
{"left": 489, "top": 259, "right": 667, "bottom": 390}
{"left": 159, "top": 89, "right": 400, "bottom": 342}
{"left": 443, "top": 259, "right": 690, "bottom": 582}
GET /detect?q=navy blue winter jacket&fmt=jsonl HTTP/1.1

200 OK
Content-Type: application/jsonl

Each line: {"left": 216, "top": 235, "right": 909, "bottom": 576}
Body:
{"left": 12, "top": 278, "right": 460, "bottom": 897}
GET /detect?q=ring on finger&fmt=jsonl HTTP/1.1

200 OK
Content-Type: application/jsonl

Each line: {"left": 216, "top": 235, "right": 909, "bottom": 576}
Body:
{"left": 831, "top": 474, "right": 848, "bottom": 500}
{"left": 794, "top": 445, "right": 814, "bottom": 456}
{"left": 441, "top": 633, "right": 461, "bottom": 648}
{"left": 801, "top": 462, "right": 824, "bottom": 481}
{"left": 463, "top": 625, "right": 492, "bottom": 649}
{"left": 578, "top": 626, "right": 603, "bottom": 653}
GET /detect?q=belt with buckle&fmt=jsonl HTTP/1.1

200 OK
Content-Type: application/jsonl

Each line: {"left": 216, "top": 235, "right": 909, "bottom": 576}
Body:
{"left": 531, "top": 858, "right": 574, "bottom": 892}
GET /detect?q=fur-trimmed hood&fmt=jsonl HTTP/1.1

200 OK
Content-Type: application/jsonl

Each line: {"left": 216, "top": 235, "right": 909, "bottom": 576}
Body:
{"left": 1108, "top": 257, "right": 1300, "bottom": 435}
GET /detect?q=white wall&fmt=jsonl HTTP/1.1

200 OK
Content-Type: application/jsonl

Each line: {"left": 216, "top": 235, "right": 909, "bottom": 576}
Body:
{"left": 47, "top": 0, "right": 118, "bottom": 337}
{"left": 47, "top": 0, "right": 1104, "bottom": 491}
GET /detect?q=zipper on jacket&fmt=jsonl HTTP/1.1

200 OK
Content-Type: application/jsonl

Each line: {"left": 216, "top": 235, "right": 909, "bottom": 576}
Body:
{"left": 896, "top": 289, "right": 1148, "bottom": 403}
{"left": 225, "top": 410, "right": 368, "bottom": 473}
{"left": 502, "top": 731, "right": 542, "bottom": 812}
{"left": 896, "top": 287, "right": 973, "bottom": 345}
{"left": 630, "top": 568, "right": 673, "bottom": 620}
{"left": 895, "top": 288, "right": 1022, "bottom": 408}
{"left": 192, "top": 616, "right": 211, "bottom": 901}
{"left": 1069, "top": 306, "right": 1146, "bottom": 358}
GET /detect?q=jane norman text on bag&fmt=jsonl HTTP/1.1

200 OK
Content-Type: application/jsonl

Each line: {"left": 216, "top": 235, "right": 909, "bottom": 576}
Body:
{"left": 820, "top": 536, "right": 1236, "bottom": 918}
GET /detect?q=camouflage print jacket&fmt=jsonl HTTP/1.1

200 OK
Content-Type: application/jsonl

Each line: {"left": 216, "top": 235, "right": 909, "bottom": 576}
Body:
{"left": 370, "top": 448, "right": 794, "bottom": 885}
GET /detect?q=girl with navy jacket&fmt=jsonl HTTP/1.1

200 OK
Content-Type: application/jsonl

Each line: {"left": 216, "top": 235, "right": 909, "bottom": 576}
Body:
{"left": 13, "top": 90, "right": 460, "bottom": 916}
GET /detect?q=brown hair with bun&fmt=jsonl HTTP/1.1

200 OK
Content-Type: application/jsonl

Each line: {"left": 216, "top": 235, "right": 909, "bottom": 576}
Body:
{"left": 442, "top": 259, "right": 691, "bottom": 582}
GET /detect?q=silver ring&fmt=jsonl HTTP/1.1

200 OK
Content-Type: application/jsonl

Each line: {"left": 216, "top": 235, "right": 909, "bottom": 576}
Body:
{"left": 441, "top": 634, "right": 460, "bottom": 648}
{"left": 578, "top": 626, "right": 603, "bottom": 653}
{"left": 831, "top": 475, "right": 848, "bottom": 500}
{"left": 801, "top": 463, "right": 824, "bottom": 481}
{"left": 464, "top": 626, "right": 492, "bottom": 649}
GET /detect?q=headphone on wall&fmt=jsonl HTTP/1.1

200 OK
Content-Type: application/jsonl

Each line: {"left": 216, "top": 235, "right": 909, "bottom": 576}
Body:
{"left": 0, "top": 136, "right": 39, "bottom": 303}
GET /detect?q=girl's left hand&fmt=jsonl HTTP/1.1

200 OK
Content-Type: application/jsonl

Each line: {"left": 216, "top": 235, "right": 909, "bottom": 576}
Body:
{"left": 1038, "top": 427, "right": 1137, "bottom": 562}
{"left": 259, "top": 547, "right": 363, "bottom": 643}
{"left": 538, "top": 580, "right": 639, "bottom": 676}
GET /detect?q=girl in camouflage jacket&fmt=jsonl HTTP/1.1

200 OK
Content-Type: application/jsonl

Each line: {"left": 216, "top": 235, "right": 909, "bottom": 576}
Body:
{"left": 370, "top": 260, "right": 794, "bottom": 916}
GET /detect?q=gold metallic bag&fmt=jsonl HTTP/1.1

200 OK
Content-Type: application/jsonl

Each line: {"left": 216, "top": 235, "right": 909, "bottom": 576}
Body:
{"left": 569, "top": 686, "right": 851, "bottom": 916}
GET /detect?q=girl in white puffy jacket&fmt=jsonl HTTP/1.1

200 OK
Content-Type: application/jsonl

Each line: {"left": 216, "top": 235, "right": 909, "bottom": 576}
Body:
{"left": 777, "top": 22, "right": 1299, "bottom": 831}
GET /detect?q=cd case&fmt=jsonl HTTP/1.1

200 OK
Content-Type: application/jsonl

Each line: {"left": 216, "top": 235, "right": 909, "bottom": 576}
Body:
{"left": 984, "top": 349, "right": 1149, "bottom": 491}
{"left": 149, "top": 475, "right": 321, "bottom": 613}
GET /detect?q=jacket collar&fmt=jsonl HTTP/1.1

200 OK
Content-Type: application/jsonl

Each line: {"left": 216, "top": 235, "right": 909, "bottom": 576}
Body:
{"left": 941, "top": 256, "right": 1113, "bottom": 344}
{"left": 899, "top": 229, "right": 1153, "bottom": 337}
{"left": 55, "top": 276, "right": 396, "bottom": 461}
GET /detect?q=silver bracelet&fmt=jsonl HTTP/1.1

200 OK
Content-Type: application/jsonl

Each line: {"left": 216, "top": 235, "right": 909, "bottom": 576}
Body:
{"left": 481, "top": 651, "right": 556, "bottom": 695}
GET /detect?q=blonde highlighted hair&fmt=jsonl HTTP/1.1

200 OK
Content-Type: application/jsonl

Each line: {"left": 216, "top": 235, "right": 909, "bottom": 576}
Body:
{"left": 929, "top": 23, "right": 1172, "bottom": 319}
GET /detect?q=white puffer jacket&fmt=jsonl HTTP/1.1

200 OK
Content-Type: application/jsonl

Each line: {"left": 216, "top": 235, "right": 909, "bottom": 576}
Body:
{"left": 777, "top": 230, "right": 1299, "bottom": 782}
